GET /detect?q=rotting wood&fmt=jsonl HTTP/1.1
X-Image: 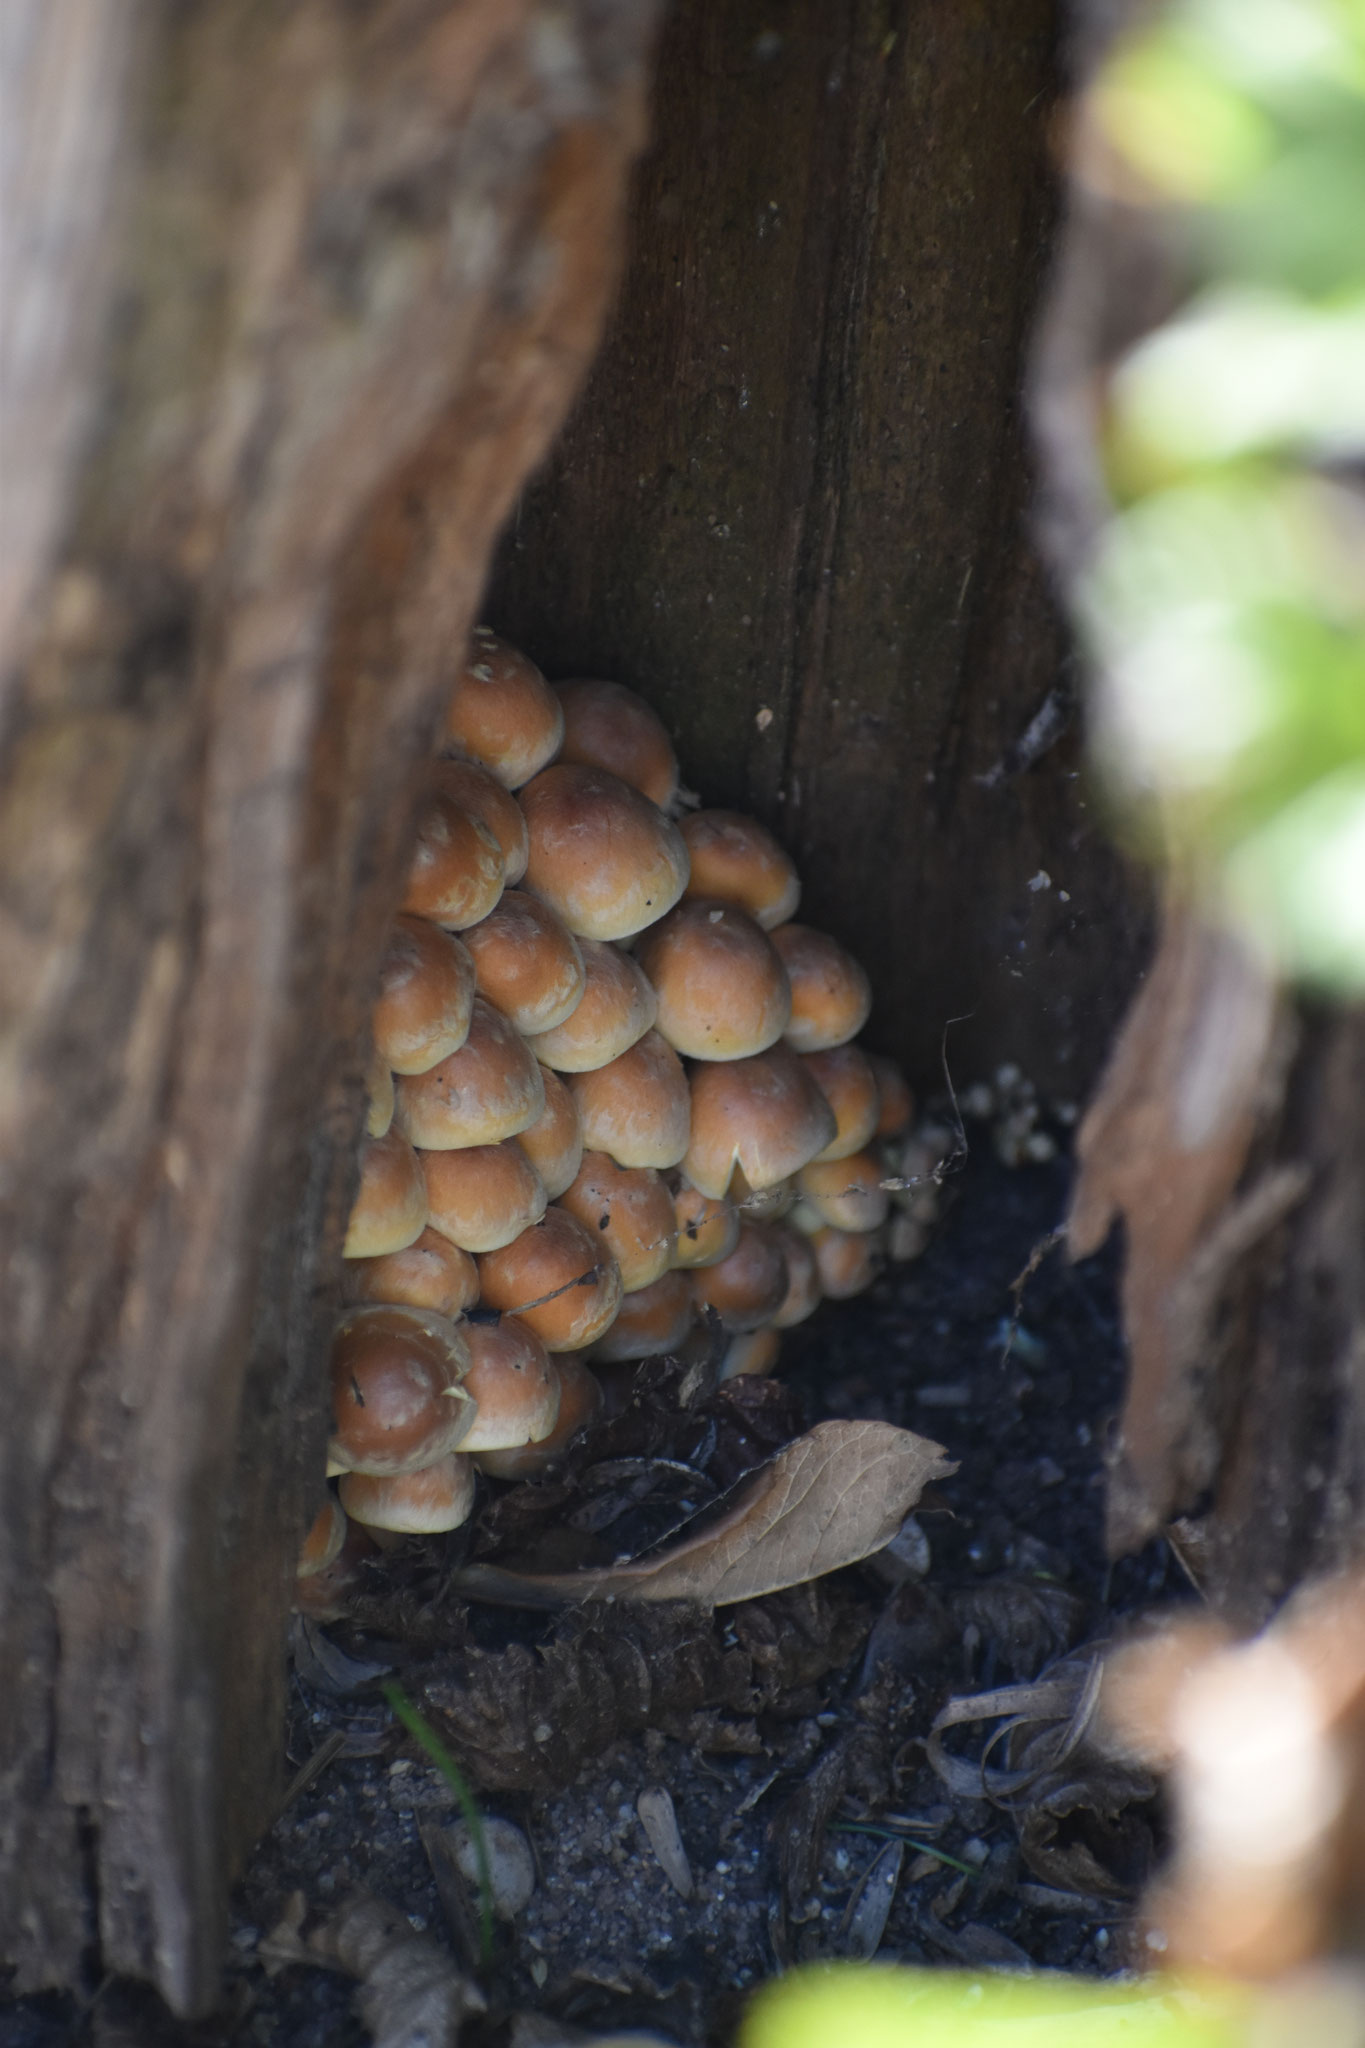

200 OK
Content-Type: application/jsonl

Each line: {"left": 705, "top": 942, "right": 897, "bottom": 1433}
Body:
{"left": 489, "top": 0, "right": 1151, "bottom": 1104}
{"left": 0, "top": 0, "right": 658, "bottom": 2010}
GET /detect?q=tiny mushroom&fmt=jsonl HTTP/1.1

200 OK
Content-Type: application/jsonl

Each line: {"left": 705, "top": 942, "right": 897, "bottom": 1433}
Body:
{"left": 514, "top": 1065, "right": 584, "bottom": 1200}
{"left": 795, "top": 1150, "right": 891, "bottom": 1233}
{"left": 394, "top": 997, "right": 545, "bottom": 1149}
{"left": 339, "top": 1454, "right": 477, "bottom": 1534}
{"left": 683, "top": 1043, "right": 837, "bottom": 1200}
{"left": 476, "top": 1206, "right": 623, "bottom": 1352}
{"left": 867, "top": 1052, "right": 916, "bottom": 1138}
{"left": 635, "top": 898, "right": 791, "bottom": 1060}
{"left": 343, "top": 1126, "right": 428, "bottom": 1259}
{"left": 345, "top": 1225, "right": 480, "bottom": 1318}
{"left": 328, "top": 1304, "right": 473, "bottom": 1475}
{"left": 679, "top": 809, "right": 800, "bottom": 929}
{"left": 769, "top": 1223, "right": 822, "bottom": 1328}
{"left": 803, "top": 1043, "right": 882, "bottom": 1162}
{"left": 372, "top": 915, "right": 476, "bottom": 1075}
{"left": 771, "top": 924, "right": 873, "bottom": 1051}
{"left": 443, "top": 629, "right": 564, "bottom": 789}
{"left": 522, "top": 937, "right": 656, "bottom": 1072}
{"left": 519, "top": 763, "right": 689, "bottom": 941}
{"left": 568, "top": 1028, "right": 690, "bottom": 1170}
{"left": 554, "top": 678, "right": 680, "bottom": 810}
{"left": 296, "top": 1494, "right": 347, "bottom": 1577}
{"left": 460, "top": 889, "right": 585, "bottom": 1036}
{"left": 809, "top": 1223, "right": 886, "bottom": 1299}
{"left": 421, "top": 1140, "right": 547, "bottom": 1254}
{"left": 669, "top": 1177, "right": 741, "bottom": 1269}
{"left": 718, "top": 1326, "right": 782, "bottom": 1381}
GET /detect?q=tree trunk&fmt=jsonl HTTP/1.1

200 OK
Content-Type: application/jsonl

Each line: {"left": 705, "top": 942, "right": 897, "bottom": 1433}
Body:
{"left": 0, "top": 0, "right": 657, "bottom": 2009}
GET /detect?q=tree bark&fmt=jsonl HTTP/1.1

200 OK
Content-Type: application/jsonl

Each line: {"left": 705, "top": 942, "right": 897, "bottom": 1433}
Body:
{"left": 0, "top": 0, "right": 656, "bottom": 2009}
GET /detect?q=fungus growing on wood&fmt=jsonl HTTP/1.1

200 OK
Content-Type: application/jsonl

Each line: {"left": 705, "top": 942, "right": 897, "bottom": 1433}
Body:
{"left": 771, "top": 923, "right": 873, "bottom": 1051}
{"left": 519, "top": 762, "right": 688, "bottom": 941}
{"left": 460, "top": 889, "right": 585, "bottom": 1036}
{"left": 343, "top": 1126, "right": 428, "bottom": 1258}
{"left": 373, "top": 915, "right": 476, "bottom": 1075}
{"left": 421, "top": 1140, "right": 547, "bottom": 1253}
{"left": 476, "top": 1206, "right": 623, "bottom": 1351}
{"left": 345, "top": 1225, "right": 480, "bottom": 1318}
{"left": 568, "top": 1028, "right": 690, "bottom": 1169}
{"left": 394, "top": 996, "right": 545, "bottom": 1149}
{"left": 327, "top": 1305, "right": 472, "bottom": 1475}
{"left": 559, "top": 1153, "right": 677, "bottom": 1294}
{"left": 679, "top": 809, "right": 800, "bottom": 929}
{"left": 683, "top": 1043, "right": 836, "bottom": 1199}
{"left": 339, "top": 1454, "right": 477, "bottom": 1534}
{"left": 635, "top": 897, "right": 791, "bottom": 1060}
{"left": 444, "top": 628, "right": 564, "bottom": 788}
{"left": 523, "top": 936, "right": 656, "bottom": 1072}
{"left": 554, "top": 677, "right": 680, "bottom": 810}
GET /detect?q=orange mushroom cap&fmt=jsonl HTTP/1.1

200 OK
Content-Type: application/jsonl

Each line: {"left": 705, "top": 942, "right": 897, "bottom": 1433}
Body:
{"left": 796, "top": 1149, "right": 891, "bottom": 1233}
{"left": 475, "top": 1354, "right": 603, "bottom": 1480}
{"left": 635, "top": 899, "right": 790, "bottom": 1061}
{"left": 771, "top": 924, "right": 873, "bottom": 1052}
{"left": 339, "top": 1455, "right": 477, "bottom": 1534}
{"left": 373, "top": 915, "right": 476, "bottom": 1076}
{"left": 365, "top": 1049, "right": 395, "bottom": 1137}
{"left": 867, "top": 1052, "right": 915, "bottom": 1139}
{"left": 669, "top": 1177, "right": 741, "bottom": 1270}
{"left": 590, "top": 1268, "right": 696, "bottom": 1363}
{"left": 519, "top": 763, "right": 688, "bottom": 941}
{"left": 401, "top": 791, "right": 504, "bottom": 931}
{"left": 476, "top": 1207, "right": 623, "bottom": 1352}
{"left": 718, "top": 1326, "right": 783, "bottom": 1381}
{"left": 803, "top": 1043, "right": 881, "bottom": 1162}
{"left": 683, "top": 1043, "right": 837, "bottom": 1201}
{"left": 691, "top": 1220, "right": 789, "bottom": 1332}
{"left": 460, "top": 889, "right": 585, "bottom": 1036}
{"left": 769, "top": 1223, "right": 822, "bottom": 1329}
{"left": 553, "top": 678, "right": 680, "bottom": 810}
{"left": 434, "top": 758, "right": 529, "bottom": 885}
{"left": 328, "top": 1304, "right": 472, "bottom": 1475}
{"left": 343, "top": 1126, "right": 428, "bottom": 1259}
{"left": 809, "top": 1223, "right": 886, "bottom": 1299}
{"left": 522, "top": 938, "right": 656, "bottom": 1073}
{"left": 568, "top": 1029, "right": 690, "bottom": 1170}
{"left": 345, "top": 1225, "right": 480, "bottom": 1319}
{"left": 394, "top": 996, "right": 545, "bottom": 1149}
{"left": 422, "top": 1140, "right": 547, "bottom": 1253}
{"left": 459, "top": 1315, "right": 561, "bottom": 1451}
{"left": 679, "top": 810, "right": 800, "bottom": 930}
{"left": 444, "top": 630, "right": 564, "bottom": 789}
{"left": 297, "top": 1494, "right": 348, "bottom": 1577}
{"left": 514, "top": 1065, "right": 583, "bottom": 1201}
{"left": 558, "top": 1153, "right": 676, "bottom": 1294}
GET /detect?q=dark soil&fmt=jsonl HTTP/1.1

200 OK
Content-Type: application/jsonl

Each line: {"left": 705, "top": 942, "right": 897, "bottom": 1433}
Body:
{"left": 2, "top": 1133, "right": 1183, "bottom": 2048}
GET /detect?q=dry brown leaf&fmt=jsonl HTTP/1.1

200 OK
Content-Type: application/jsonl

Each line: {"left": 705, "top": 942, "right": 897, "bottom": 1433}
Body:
{"left": 452, "top": 1420, "right": 954, "bottom": 1608}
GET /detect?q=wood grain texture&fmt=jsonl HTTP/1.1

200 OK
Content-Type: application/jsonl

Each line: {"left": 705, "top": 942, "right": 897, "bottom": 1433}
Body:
{"left": 489, "top": 0, "right": 1149, "bottom": 1101}
{"left": 0, "top": 0, "right": 656, "bottom": 2008}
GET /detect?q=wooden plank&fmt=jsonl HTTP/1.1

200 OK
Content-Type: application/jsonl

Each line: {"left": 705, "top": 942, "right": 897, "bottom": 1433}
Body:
{"left": 490, "top": 0, "right": 1149, "bottom": 1101}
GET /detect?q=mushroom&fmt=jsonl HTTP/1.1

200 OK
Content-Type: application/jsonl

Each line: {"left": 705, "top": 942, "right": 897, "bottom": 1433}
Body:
{"left": 475, "top": 1354, "right": 604, "bottom": 1480}
{"left": 729, "top": 1167, "right": 798, "bottom": 1221}
{"left": 457, "top": 1316, "right": 561, "bottom": 1451}
{"left": 568, "top": 1029, "right": 690, "bottom": 1170}
{"left": 343, "top": 1126, "right": 428, "bottom": 1258}
{"left": 554, "top": 678, "right": 680, "bottom": 810}
{"left": 803, "top": 1043, "right": 881, "bottom": 1161}
{"left": 691, "top": 1220, "right": 789, "bottom": 1332}
{"left": 669, "top": 1177, "right": 741, "bottom": 1269}
{"left": 795, "top": 1150, "right": 890, "bottom": 1233}
{"left": 365, "top": 1048, "right": 395, "bottom": 1137}
{"left": 683, "top": 1043, "right": 837, "bottom": 1200}
{"left": 443, "top": 629, "right": 564, "bottom": 788}
{"left": 345, "top": 1225, "right": 480, "bottom": 1318}
{"left": 559, "top": 1153, "right": 677, "bottom": 1294}
{"left": 718, "top": 1326, "right": 782, "bottom": 1381}
{"left": 339, "top": 1454, "right": 477, "bottom": 1534}
{"left": 292, "top": 1515, "right": 378, "bottom": 1620}
{"left": 296, "top": 1494, "right": 347, "bottom": 1576}
{"left": 476, "top": 1206, "right": 623, "bottom": 1352}
{"left": 401, "top": 791, "right": 505, "bottom": 931}
{"left": 867, "top": 1052, "right": 915, "bottom": 1139}
{"left": 514, "top": 1065, "right": 583, "bottom": 1200}
{"left": 460, "top": 889, "right": 585, "bottom": 1036}
{"left": 809, "top": 1223, "right": 886, "bottom": 1299}
{"left": 372, "top": 915, "right": 476, "bottom": 1075}
{"left": 394, "top": 996, "right": 545, "bottom": 1149}
{"left": 679, "top": 810, "right": 800, "bottom": 929}
{"left": 519, "top": 763, "right": 689, "bottom": 941}
{"left": 590, "top": 1268, "right": 695, "bottom": 1363}
{"left": 770, "top": 924, "right": 873, "bottom": 1051}
{"left": 522, "top": 937, "right": 656, "bottom": 1072}
{"left": 769, "top": 1223, "right": 822, "bottom": 1328}
{"left": 328, "top": 1304, "right": 473, "bottom": 1475}
{"left": 434, "top": 758, "right": 529, "bottom": 884}
{"left": 422, "top": 1140, "right": 547, "bottom": 1253}
{"left": 635, "top": 899, "right": 791, "bottom": 1060}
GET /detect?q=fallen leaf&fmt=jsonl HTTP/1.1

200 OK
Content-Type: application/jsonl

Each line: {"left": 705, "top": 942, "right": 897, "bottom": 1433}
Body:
{"left": 451, "top": 1421, "right": 954, "bottom": 1608}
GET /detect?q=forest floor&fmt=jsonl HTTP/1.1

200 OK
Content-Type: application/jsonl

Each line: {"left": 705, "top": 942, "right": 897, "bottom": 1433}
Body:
{"left": 3, "top": 1125, "right": 1184, "bottom": 2048}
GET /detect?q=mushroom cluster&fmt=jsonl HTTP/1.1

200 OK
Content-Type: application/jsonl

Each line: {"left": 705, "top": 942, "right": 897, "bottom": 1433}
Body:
{"left": 296, "top": 633, "right": 947, "bottom": 1593}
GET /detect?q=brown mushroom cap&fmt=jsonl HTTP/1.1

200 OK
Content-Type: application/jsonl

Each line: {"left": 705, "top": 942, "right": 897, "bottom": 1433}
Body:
{"left": 729, "top": 1167, "right": 798, "bottom": 1222}
{"left": 553, "top": 678, "right": 680, "bottom": 811}
{"left": 519, "top": 763, "right": 689, "bottom": 941}
{"left": 365, "top": 1050, "right": 395, "bottom": 1137}
{"left": 434, "top": 758, "right": 529, "bottom": 884}
{"left": 718, "top": 1326, "right": 783, "bottom": 1382}
{"left": 635, "top": 899, "right": 790, "bottom": 1061}
{"left": 422, "top": 1140, "right": 547, "bottom": 1253}
{"left": 297, "top": 1494, "right": 348, "bottom": 1577}
{"left": 328, "top": 1304, "right": 472, "bottom": 1475}
{"left": 771, "top": 924, "right": 873, "bottom": 1052}
{"left": 867, "top": 1052, "right": 915, "bottom": 1139}
{"left": 796, "top": 1150, "right": 890, "bottom": 1233}
{"left": 444, "top": 630, "right": 564, "bottom": 789}
{"left": 691, "top": 1220, "right": 789, "bottom": 1332}
{"left": 346, "top": 1225, "right": 480, "bottom": 1319}
{"left": 343, "top": 1127, "right": 428, "bottom": 1258}
{"left": 809, "top": 1223, "right": 886, "bottom": 1299}
{"left": 683, "top": 1043, "right": 837, "bottom": 1200}
{"left": 804, "top": 1044, "right": 881, "bottom": 1162}
{"left": 460, "top": 889, "right": 585, "bottom": 1036}
{"left": 559, "top": 1154, "right": 676, "bottom": 1294}
{"left": 292, "top": 1516, "right": 378, "bottom": 1620}
{"left": 394, "top": 996, "right": 545, "bottom": 1149}
{"left": 680, "top": 810, "right": 800, "bottom": 930}
{"left": 769, "top": 1224, "right": 822, "bottom": 1329}
{"left": 401, "top": 791, "right": 505, "bottom": 931}
{"left": 475, "top": 1354, "right": 603, "bottom": 1480}
{"left": 590, "top": 1268, "right": 695, "bottom": 1363}
{"left": 458, "top": 1315, "right": 561, "bottom": 1451}
{"left": 669, "top": 1178, "right": 741, "bottom": 1269}
{"left": 373, "top": 915, "right": 476, "bottom": 1076}
{"left": 568, "top": 1029, "right": 690, "bottom": 1170}
{"left": 514, "top": 1065, "right": 583, "bottom": 1201}
{"left": 477, "top": 1207, "right": 623, "bottom": 1352}
{"left": 339, "top": 1455, "right": 477, "bottom": 1534}
{"left": 522, "top": 938, "right": 656, "bottom": 1073}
